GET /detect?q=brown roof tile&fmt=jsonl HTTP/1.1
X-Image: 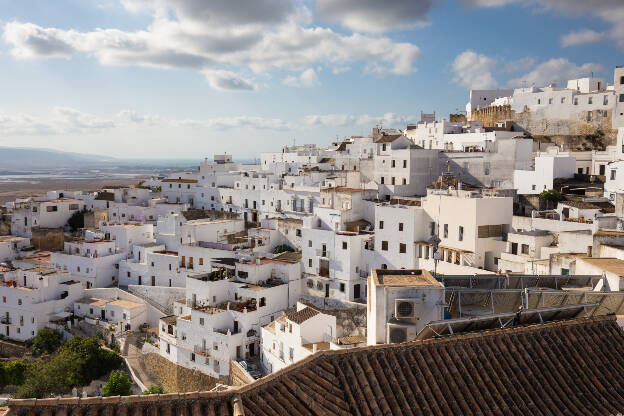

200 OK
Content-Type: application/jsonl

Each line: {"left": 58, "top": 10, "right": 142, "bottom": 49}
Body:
{"left": 286, "top": 307, "right": 320, "bottom": 324}
{"left": 8, "top": 316, "right": 624, "bottom": 416}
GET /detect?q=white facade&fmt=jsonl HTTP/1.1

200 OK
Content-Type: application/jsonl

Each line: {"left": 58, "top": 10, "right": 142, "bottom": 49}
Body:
{"left": 0, "top": 267, "right": 83, "bottom": 341}
{"left": 514, "top": 156, "right": 576, "bottom": 194}
{"left": 260, "top": 303, "right": 336, "bottom": 373}
{"left": 367, "top": 269, "right": 444, "bottom": 346}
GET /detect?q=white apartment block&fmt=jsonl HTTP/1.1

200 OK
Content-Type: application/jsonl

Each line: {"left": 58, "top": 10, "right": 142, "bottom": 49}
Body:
{"left": 0, "top": 236, "right": 30, "bottom": 262}
{"left": 11, "top": 198, "right": 86, "bottom": 237}
{"left": 73, "top": 296, "right": 146, "bottom": 332}
{"left": 50, "top": 238, "right": 126, "bottom": 288}
{"left": 158, "top": 252, "right": 301, "bottom": 379}
{"left": 0, "top": 266, "right": 83, "bottom": 341}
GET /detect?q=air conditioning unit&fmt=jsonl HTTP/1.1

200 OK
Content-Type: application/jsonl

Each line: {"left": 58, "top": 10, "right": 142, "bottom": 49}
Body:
{"left": 386, "top": 322, "right": 417, "bottom": 344}
{"left": 395, "top": 298, "right": 420, "bottom": 319}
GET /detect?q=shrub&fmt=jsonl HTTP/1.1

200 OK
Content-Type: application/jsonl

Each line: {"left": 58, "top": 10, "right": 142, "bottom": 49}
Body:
{"left": 67, "top": 208, "right": 91, "bottom": 232}
{"left": 273, "top": 244, "right": 295, "bottom": 254}
{"left": 15, "top": 336, "right": 123, "bottom": 398}
{"left": 143, "top": 383, "right": 165, "bottom": 395}
{"left": 109, "top": 340, "right": 120, "bottom": 354}
{"left": 0, "top": 361, "right": 29, "bottom": 386}
{"left": 102, "top": 371, "right": 132, "bottom": 397}
{"left": 539, "top": 189, "right": 563, "bottom": 203}
{"left": 32, "top": 329, "right": 63, "bottom": 355}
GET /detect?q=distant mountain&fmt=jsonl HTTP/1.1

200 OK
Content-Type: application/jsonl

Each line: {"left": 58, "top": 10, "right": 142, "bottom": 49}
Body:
{"left": 0, "top": 147, "right": 205, "bottom": 171}
{"left": 0, "top": 146, "right": 118, "bottom": 169}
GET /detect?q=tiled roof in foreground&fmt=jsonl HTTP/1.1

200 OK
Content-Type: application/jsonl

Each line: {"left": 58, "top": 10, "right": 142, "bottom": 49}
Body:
{"left": 8, "top": 316, "right": 624, "bottom": 416}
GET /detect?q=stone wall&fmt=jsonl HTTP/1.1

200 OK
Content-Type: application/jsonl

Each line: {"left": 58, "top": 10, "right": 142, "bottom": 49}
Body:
{"left": 299, "top": 296, "right": 367, "bottom": 337}
{"left": 138, "top": 352, "right": 220, "bottom": 393}
{"left": 0, "top": 339, "right": 27, "bottom": 358}
{"left": 229, "top": 361, "right": 254, "bottom": 386}
{"left": 127, "top": 285, "right": 185, "bottom": 315}
{"left": 471, "top": 105, "right": 513, "bottom": 127}
{"left": 31, "top": 227, "right": 64, "bottom": 251}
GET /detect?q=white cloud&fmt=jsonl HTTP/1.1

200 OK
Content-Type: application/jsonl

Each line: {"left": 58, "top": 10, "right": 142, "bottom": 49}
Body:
{"left": 316, "top": 0, "right": 432, "bottom": 33}
{"left": 0, "top": 107, "right": 114, "bottom": 136}
{"left": 304, "top": 112, "right": 411, "bottom": 128}
{"left": 461, "top": 0, "right": 624, "bottom": 48}
{"left": 451, "top": 50, "right": 498, "bottom": 90}
{"left": 283, "top": 68, "right": 320, "bottom": 88}
{"left": 507, "top": 58, "right": 603, "bottom": 87}
{"left": 2, "top": 0, "right": 422, "bottom": 91}
{"left": 203, "top": 70, "right": 257, "bottom": 91}
{"left": 561, "top": 29, "right": 606, "bottom": 47}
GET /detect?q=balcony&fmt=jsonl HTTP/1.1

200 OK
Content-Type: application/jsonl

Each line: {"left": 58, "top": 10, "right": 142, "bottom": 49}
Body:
{"left": 194, "top": 345, "right": 211, "bottom": 357}
{"left": 0, "top": 317, "right": 10, "bottom": 325}
{"left": 316, "top": 249, "right": 330, "bottom": 258}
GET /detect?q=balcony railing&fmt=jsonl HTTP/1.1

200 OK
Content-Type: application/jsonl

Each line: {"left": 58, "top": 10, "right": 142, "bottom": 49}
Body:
{"left": 316, "top": 249, "right": 330, "bottom": 258}
{"left": 0, "top": 317, "right": 11, "bottom": 325}
{"left": 194, "top": 345, "right": 211, "bottom": 357}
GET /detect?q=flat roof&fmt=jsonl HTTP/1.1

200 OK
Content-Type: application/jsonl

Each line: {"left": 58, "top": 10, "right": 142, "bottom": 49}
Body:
{"left": 108, "top": 299, "right": 144, "bottom": 309}
{"left": 371, "top": 269, "right": 442, "bottom": 287}
{"left": 579, "top": 257, "right": 624, "bottom": 276}
{"left": 76, "top": 297, "right": 109, "bottom": 307}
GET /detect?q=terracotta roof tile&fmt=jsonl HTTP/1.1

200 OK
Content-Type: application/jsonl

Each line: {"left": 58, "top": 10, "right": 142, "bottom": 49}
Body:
{"left": 286, "top": 307, "right": 319, "bottom": 324}
{"left": 9, "top": 316, "right": 624, "bottom": 416}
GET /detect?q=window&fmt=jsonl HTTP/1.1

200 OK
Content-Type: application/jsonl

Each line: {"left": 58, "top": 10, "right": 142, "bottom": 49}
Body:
{"left": 402, "top": 178, "right": 407, "bottom": 185}
{"left": 308, "top": 240, "right": 312, "bottom": 247}
{"left": 382, "top": 144, "right": 387, "bottom": 151}
{"left": 537, "top": 99, "right": 541, "bottom": 105}
{"left": 561, "top": 97, "right": 565, "bottom": 104}
{"left": 381, "top": 264, "right": 388, "bottom": 269}
{"left": 604, "top": 95, "right": 609, "bottom": 105}
{"left": 199, "top": 318, "right": 204, "bottom": 326}
{"left": 588, "top": 96, "right": 593, "bottom": 105}
{"left": 574, "top": 98, "right": 579, "bottom": 105}
{"left": 398, "top": 222, "right": 403, "bottom": 231}
{"left": 521, "top": 244, "right": 529, "bottom": 255}
{"left": 399, "top": 243, "right": 406, "bottom": 254}
{"left": 379, "top": 221, "right": 384, "bottom": 230}
{"left": 391, "top": 177, "right": 395, "bottom": 185}
{"left": 18, "top": 299, "right": 22, "bottom": 305}
{"left": 260, "top": 297, "right": 266, "bottom": 307}
{"left": 391, "top": 160, "right": 396, "bottom": 168}
{"left": 381, "top": 241, "right": 388, "bottom": 251}
{"left": 612, "top": 170, "right": 617, "bottom": 180}
{"left": 548, "top": 98, "right": 553, "bottom": 104}
{"left": 430, "top": 222, "right": 435, "bottom": 236}
{"left": 296, "top": 229, "right": 302, "bottom": 237}
{"left": 403, "top": 160, "right": 407, "bottom": 168}
{"left": 308, "top": 259, "right": 312, "bottom": 267}
{"left": 443, "top": 224, "right": 448, "bottom": 238}
{"left": 46, "top": 205, "right": 58, "bottom": 212}
{"left": 342, "top": 242, "right": 347, "bottom": 250}
{"left": 484, "top": 162, "right": 490, "bottom": 176}
{"left": 459, "top": 226, "right": 464, "bottom": 241}
{"left": 191, "top": 353, "right": 195, "bottom": 362}
{"left": 289, "top": 347, "right": 294, "bottom": 361}
{"left": 380, "top": 177, "right": 384, "bottom": 184}
{"left": 199, "top": 258, "right": 203, "bottom": 265}
{"left": 531, "top": 184, "right": 536, "bottom": 191}
{"left": 620, "top": 94, "right": 624, "bottom": 103}
{"left": 340, "top": 283, "right": 345, "bottom": 292}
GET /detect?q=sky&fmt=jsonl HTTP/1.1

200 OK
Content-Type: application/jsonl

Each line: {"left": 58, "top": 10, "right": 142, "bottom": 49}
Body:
{"left": 0, "top": 0, "right": 622, "bottom": 159}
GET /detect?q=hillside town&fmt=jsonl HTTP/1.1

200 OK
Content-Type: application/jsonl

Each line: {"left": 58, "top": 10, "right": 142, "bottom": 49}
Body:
{"left": 4, "top": 67, "right": 624, "bottom": 413}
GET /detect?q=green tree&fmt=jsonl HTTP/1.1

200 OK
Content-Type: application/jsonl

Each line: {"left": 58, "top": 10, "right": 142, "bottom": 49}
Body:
{"left": 143, "top": 383, "right": 165, "bottom": 395}
{"left": 0, "top": 361, "right": 29, "bottom": 386}
{"left": 273, "top": 244, "right": 295, "bottom": 254}
{"left": 32, "top": 328, "right": 63, "bottom": 355}
{"left": 67, "top": 208, "right": 91, "bottom": 232}
{"left": 539, "top": 189, "right": 563, "bottom": 203}
{"left": 102, "top": 371, "right": 132, "bottom": 397}
{"left": 15, "top": 336, "right": 123, "bottom": 398}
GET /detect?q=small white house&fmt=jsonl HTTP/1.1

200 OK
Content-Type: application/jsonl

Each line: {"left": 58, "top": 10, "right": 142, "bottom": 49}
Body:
{"left": 367, "top": 269, "right": 445, "bottom": 346}
{"left": 514, "top": 156, "right": 576, "bottom": 195}
{"left": 260, "top": 303, "right": 336, "bottom": 374}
